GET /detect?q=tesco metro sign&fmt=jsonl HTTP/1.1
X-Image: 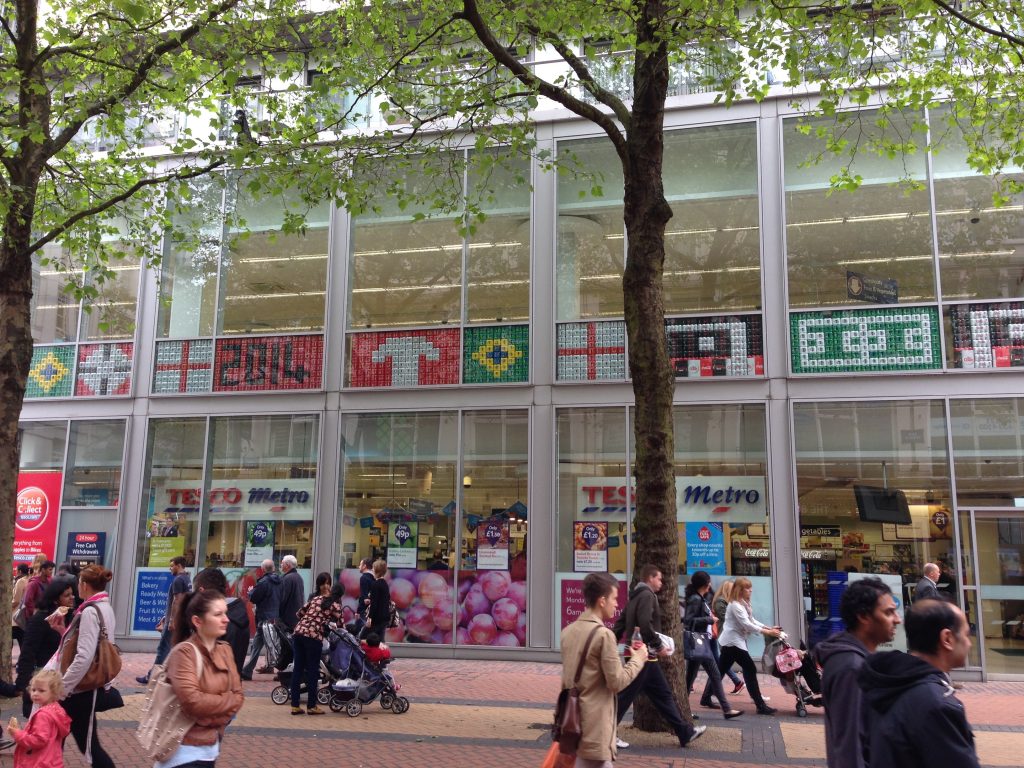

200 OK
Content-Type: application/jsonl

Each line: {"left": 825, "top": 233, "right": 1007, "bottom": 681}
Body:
{"left": 578, "top": 476, "right": 766, "bottom": 523}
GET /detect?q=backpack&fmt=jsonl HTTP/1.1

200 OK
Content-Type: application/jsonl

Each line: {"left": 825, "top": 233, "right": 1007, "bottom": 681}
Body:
{"left": 136, "top": 642, "right": 203, "bottom": 762}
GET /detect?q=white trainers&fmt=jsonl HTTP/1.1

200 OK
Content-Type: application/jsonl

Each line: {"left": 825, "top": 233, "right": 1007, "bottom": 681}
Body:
{"left": 616, "top": 738, "right": 630, "bottom": 749}
{"left": 685, "top": 725, "right": 707, "bottom": 747}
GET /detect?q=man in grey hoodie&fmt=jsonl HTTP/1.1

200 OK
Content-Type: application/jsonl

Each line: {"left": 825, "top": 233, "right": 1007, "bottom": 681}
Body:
{"left": 814, "top": 577, "right": 901, "bottom": 768}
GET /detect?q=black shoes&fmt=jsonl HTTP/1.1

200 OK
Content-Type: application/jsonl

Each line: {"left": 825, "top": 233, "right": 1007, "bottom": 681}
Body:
{"left": 725, "top": 709, "right": 743, "bottom": 719}
{"left": 757, "top": 705, "right": 777, "bottom": 715}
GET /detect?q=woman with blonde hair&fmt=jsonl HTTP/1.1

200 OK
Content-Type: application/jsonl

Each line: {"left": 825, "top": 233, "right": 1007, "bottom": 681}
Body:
{"left": 718, "top": 577, "right": 781, "bottom": 715}
{"left": 710, "top": 580, "right": 744, "bottom": 693}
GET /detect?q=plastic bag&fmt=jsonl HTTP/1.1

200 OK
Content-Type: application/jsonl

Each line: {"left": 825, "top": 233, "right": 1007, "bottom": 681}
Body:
{"left": 541, "top": 742, "right": 574, "bottom": 768}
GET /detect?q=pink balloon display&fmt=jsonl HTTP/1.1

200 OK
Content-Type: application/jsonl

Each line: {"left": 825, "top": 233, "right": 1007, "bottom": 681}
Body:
{"left": 491, "top": 597, "right": 520, "bottom": 631}
{"left": 461, "top": 586, "right": 491, "bottom": 619}
{"left": 467, "top": 613, "right": 498, "bottom": 645}
{"left": 514, "top": 612, "right": 527, "bottom": 644}
{"left": 389, "top": 577, "right": 417, "bottom": 610}
{"left": 492, "top": 631, "right": 521, "bottom": 647}
{"left": 432, "top": 597, "right": 455, "bottom": 631}
{"left": 479, "top": 571, "right": 511, "bottom": 602}
{"left": 506, "top": 580, "right": 527, "bottom": 611}
{"left": 418, "top": 572, "right": 450, "bottom": 609}
{"left": 339, "top": 568, "right": 362, "bottom": 598}
{"left": 404, "top": 603, "right": 436, "bottom": 639}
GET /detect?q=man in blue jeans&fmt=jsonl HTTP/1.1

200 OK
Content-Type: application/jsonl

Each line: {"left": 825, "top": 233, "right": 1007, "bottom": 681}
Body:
{"left": 136, "top": 556, "right": 191, "bottom": 684}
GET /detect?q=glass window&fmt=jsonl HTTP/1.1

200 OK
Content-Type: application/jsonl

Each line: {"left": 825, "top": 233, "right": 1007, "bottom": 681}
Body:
{"left": 338, "top": 412, "right": 458, "bottom": 641}
{"left": 950, "top": 398, "right": 1024, "bottom": 507}
{"left": 459, "top": 409, "right": 528, "bottom": 646}
{"left": 930, "top": 107, "right": 1024, "bottom": 302}
{"left": 663, "top": 124, "right": 761, "bottom": 313}
{"left": 204, "top": 414, "right": 319, "bottom": 571}
{"left": 556, "top": 138, "right": 625, "bottom": 322}
{"left": 31, "top": 247, "right": 80, "bottom": 343}
{"left": 466, "top": 155, "right": 531, "bottom": 323}
{"left": 785, "top": 111, "right": 933, "bottom": 308}
{"left": 349, "top": 156, "right": 465, "bottom": 329}
{"left": 219, "top": 183, "right": 330, "bottom": 334}
{"left": 137, "top": 418, "right": 207, "bottom": 568}
{"left": 80, "top": 255, "right": 141, "bottom": 341}
{"left": 62, "top": 420, "right": 125, "bottom": 507}
{"left": 157, "top": 177, "right": 225, "bottom": 338}
{"left": 18, "top": 421, "right": 67, "bottom": 470}
{"left": 795, "top": 400, "right": 953, "bottom": 652}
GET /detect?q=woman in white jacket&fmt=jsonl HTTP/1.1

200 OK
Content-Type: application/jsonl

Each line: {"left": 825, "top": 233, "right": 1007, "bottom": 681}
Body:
{"left": 717, "top": 576, "right": 781, "bottom": 715}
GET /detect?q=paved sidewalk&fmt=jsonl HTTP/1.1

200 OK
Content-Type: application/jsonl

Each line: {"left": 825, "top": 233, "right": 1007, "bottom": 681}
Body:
{"left": 3, "top": 651, "right": 1021, "bottom": 768}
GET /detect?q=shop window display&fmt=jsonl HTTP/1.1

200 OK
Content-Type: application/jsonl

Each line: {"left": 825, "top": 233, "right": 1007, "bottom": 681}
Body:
{"left": 794, "top": 400, "right": 955, "bottom": 653}
{"left": 62, "top": 421, "right": 126, "bottom": 507}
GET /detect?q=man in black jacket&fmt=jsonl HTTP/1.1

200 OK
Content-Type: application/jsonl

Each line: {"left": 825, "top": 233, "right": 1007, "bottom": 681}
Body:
{"left": 611, "top": 564, "right": 704, "bottom": 750}
{"left": 814, "top": 577, "right": 900, "bottom": 768}
{"left": 278, "top": 554, "right": 305, "bottom": 631}
{"left": 858, "top": 599, "right": 979, "bottom": 768}
{"left": 241, "top": 559, "right": 282, "bottom": 679}
{"left": 914, "top": 563, "right": 941, "bottom": 602}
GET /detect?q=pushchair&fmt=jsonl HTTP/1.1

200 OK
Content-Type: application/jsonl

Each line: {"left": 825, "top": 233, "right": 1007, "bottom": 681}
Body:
{"left": 270, "top": 625, "right": 346, "bottom": 706}
{"left": 762, "top": 633, "right": 823, "bottom": 718}
{"left": 326, "top": 625, "right": 409, "bottom": 716}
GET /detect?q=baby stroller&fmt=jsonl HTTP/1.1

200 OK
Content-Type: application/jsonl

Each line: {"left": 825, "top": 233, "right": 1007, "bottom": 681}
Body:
{"left": 762, "top": 633, "right": 823, "bottom": 718}
{"left": 270, "top": 625, "right": 346, "bottom": 706}
{"left": 326, "top": 626, "right": 409, "bottom": 716}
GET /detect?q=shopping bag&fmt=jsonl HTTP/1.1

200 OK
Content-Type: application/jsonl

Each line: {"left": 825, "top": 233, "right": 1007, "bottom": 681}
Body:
{"left": 541, "top": 742, "right": 574, "bottom": 768}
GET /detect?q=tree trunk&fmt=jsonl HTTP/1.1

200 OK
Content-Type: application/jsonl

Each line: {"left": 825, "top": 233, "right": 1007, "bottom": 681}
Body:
{"left": 623, "top": 0, "right": 691, "bottom": 732}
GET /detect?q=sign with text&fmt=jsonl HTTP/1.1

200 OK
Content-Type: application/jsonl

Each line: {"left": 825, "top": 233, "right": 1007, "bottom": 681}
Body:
{"left": 476, "top": 518, "right": 510, "bottom": 570}
{"left": 148, "top": 536, "right": 185, "bottom": 567}
{"left": 132, "top": 568, "right": 176, "bottom": 634}
{"left": 66, "top": 532, "right": 107, "bottom": 565}
{"left": 555, "top": 573, "right": 627, "bottom": 642}
{"left": 213, "top": 334, "right": 323, "bottom": 392}
{"left": 847, "top": 271, "right": 898, "bottom": 304}
{"left": 573, "top": 521, "right": 609, "bottom": 572}
{"left": 685, "top": 522, "right": 726, "bottom": 574}
{"left": 791, "top": 307, "right": 941, "bottom": 373}
{"left": 15, "top": 471, "right": 63, "bottom": 564}
{"left": 386, "top": 521, "right": 418, "bottom": 568}
{"left": 578, "top": 476, "right": 766, "bottom": 523}
{"left": 244, "top": 521, "right": 276, "bottom": 566}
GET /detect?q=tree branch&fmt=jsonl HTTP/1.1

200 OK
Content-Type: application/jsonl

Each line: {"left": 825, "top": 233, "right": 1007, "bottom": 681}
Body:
{"left": 457, "top": 0, "right": 629, "bottom": 161}
{"left": 931, "top": 0, "right": 1024, "bottom": 47}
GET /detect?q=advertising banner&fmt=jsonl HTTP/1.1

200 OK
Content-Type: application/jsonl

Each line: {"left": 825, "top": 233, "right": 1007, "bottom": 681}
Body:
{"left": 476, "top": 518, "right": 510, "bottom": 570}
{"left": 148, "top": 536, "right": 185, "bottom": 567}
{"left": 685, "top": 522, "right": 726, "bottom": 574}
{"left": 66, "top": 532, "right": 107, "bottom": 566}
{"left": 15, "top": 471, "right": 63, "bottom": 563}
{"left": 244, "top": 521, "right": 276, "bottom": 566}
{"left": 573, "top": 521, "right": 609, "bottom": 572}
{"left": 555, "top": 573, "right": 628, "bottom": 645}
{"left": 132, "top": 568, "right": 175, "bottom": 634}
{"left": 578, "top": 476, "right": 767, "bottom": 523}
{"left": 386, "top": 521, "right": 418, "bottom": 568}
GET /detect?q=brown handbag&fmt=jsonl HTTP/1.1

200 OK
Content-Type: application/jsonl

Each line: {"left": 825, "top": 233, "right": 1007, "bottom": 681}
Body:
{"left": 552, "top": 624, "right": 602, "bottom": 756}
{"left": 59, "top": 602, "right": 122, "bottom": 690}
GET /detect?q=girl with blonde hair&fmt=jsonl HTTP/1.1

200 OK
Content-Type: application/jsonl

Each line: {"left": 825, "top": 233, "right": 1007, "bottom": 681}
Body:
{"left": 710, "top": 580, "right": 744, "bottom": 692}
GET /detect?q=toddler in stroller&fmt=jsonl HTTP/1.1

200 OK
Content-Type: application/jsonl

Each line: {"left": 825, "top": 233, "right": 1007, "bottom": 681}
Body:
{"left": 762, "top": 633, "right": 823, "bottom": 718}
{"left": 328, "top": 626, "right": 409, "bottom": 716}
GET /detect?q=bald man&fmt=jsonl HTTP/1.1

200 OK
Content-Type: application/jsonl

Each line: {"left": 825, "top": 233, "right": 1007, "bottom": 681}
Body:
{"left": 914, "top": 563, "right": 941, "bottom": 603}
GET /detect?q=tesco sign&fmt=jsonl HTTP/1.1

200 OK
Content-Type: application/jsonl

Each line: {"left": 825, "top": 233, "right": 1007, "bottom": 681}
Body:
{"left": 578, "top": 476, "right": 767, "bottom": 523}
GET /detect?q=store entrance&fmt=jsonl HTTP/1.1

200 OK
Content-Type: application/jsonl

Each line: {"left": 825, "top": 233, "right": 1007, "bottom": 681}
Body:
{"left": 960, "top": 509, "right": 1024, "bottom": 679}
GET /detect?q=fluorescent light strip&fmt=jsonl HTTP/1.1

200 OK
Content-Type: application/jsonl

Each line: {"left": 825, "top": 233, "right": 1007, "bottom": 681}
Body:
{"left": 226, "top": 291, "right": 326, "bottom": 300}
{"left": 39, "top": 265, "right": 140, "bottom": 277}
{"left": 238, "top": 254, "right": 328, "bottom": 264}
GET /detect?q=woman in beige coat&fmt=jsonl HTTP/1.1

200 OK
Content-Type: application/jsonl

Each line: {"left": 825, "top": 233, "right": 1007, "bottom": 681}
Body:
{"left": 560, "top": 573, "right": 646, "bottom": 767}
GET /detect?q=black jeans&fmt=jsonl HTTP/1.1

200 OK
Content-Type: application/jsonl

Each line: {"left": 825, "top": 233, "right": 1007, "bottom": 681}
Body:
{"left": 291, "top": 634, "right": 323, "bottom": 708}
{"left": 685, "top": 654, "right": 731, "bottom": 713}
{"left": 718, "top": 645, "right": 769, "bottom": 709}
{"left": 616, "top": 662, "right": 695, "bottom": 746}
{"left": 61, "top": 690, "right": 115, "bottom": 768}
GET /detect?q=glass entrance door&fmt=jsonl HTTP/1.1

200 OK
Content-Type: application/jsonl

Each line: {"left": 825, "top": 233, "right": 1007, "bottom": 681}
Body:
{"left": 967, "top": 511, "right": 1024, "bottom": 677}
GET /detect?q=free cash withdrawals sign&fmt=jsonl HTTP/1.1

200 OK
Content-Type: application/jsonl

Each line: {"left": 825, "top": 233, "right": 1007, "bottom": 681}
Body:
{"left": 15, "top": 471, "right": 63, "bottom": 563}
{"left": 577, "top": 476, "right": 766, "bottom": 523}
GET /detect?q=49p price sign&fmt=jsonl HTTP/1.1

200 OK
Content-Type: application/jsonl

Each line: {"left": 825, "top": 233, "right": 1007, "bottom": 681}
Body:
{"left": 790, "top": 307, "right": 941, "bottom": 374}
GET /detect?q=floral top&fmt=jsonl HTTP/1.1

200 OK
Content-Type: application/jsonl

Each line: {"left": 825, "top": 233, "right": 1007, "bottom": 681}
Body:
{"left": 293, "top": 596, "right": 343, "bottom": 641}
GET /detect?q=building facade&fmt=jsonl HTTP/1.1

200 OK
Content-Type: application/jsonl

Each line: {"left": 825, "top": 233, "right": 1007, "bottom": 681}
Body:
{"left": 18, "top": 93, "right": 1024, "bottom": 678}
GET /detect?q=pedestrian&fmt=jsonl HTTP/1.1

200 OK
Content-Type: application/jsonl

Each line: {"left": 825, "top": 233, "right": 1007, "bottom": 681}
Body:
{"left": 136, "top": 556, "right": 192, "bottom": 685}
{"left": 814, "top": 577, "right": 901, "bottom": 768}
{"left": 241, "top": 559, "right": 281, "bottom": 680}
{"left": 192, "top": 568, "right": 250, "bottom": 674}
{"left": 718, "top": 576, "right": 781, "bottom": 715}
{"left": 277, "top": 555, "right": 304, "bottom": 631}
{"left": 12, "top": 563, "right": 30, "bottom": 649}
{"left": 859, "top": 599, "right": 979, "bottom": 768}
{"left": 289, "top": 583, "right": 344, "bottom": 715}
{"left": 6, "top": 669, "right": 71, "bottom": 768}
{"left": 612, "top": 564, "right": 705, "bottom": 750}
{"left": 16, "top": 578, "right": 75, "bottom": 716}
{"left": 710, "top": 580, "right": 745, "bottom": 693}
{"left": 356, "top": 558, "right": 374, "bottom": 631}
{"left": 57, "top": 565, "right": 116, "bottom": 768}
{"left": 311, "top": 572, "right": 332, "bottom": 599}
{"left": 682, "top": 571, "right": 741, "bottom": 719}
{"left": 160, "top": 589, "right": 245, "bottom": 768}
{"left": 561, "top": 572, "right": 647, "bottom": 767}
{"left": 22, "top": 560, "right": 55, "bottom": 621}
{"left": 913, "top": 563, "right": 941, "bottom": 602}
{"left": 365, "top": 560, "right": 391, "bottom": 635}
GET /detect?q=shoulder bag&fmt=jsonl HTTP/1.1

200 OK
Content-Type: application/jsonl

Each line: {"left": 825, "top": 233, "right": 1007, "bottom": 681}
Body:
{"left": 552, "top": 624, "right": 602, "bottom": 756}
{"left": 683, "top": 629, "right": 714, "bottom": 662}
{"left": 136, "top": 642, "right": 204, "bottom": 762}
{"left": 59, "top": 603, "right": 122, "bottom": 690}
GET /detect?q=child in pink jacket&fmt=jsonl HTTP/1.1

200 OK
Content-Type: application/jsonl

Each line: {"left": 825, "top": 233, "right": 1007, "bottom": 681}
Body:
{"left": 6, "top": 669, "right": 71, "bottom": 768}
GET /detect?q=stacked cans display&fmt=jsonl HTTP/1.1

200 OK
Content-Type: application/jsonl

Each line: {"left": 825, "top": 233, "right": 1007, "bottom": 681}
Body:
{"left": 666, "top": 314, "right": 764, "bottom": 377}
{"left": 951, "top": 302, "right": 1024, "bottom": 369}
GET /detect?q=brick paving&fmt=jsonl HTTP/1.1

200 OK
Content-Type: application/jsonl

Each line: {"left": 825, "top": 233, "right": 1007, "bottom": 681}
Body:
{"left": 1, "top": 652, "right": 1020, "bottom": 768}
